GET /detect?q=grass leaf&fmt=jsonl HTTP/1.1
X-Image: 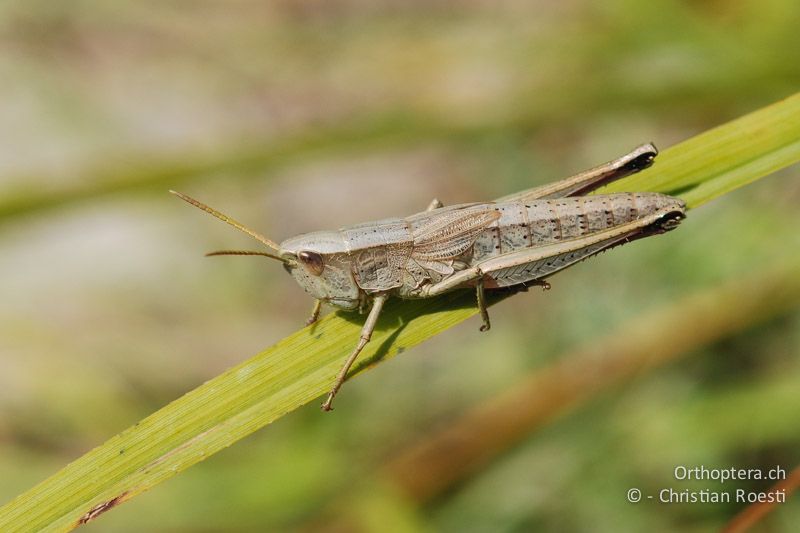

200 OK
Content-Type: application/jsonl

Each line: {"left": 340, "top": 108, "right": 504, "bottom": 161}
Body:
{"left": 1, "top": 92, "right": 799, "bottom": 531}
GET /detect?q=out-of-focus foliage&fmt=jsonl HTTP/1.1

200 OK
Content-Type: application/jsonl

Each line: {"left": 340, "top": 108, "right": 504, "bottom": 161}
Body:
{"left": 3, "top": 93, "right": 799, "bottom": 533}
{"left": 0, "top": 1, "right": 798, "bottom": 532}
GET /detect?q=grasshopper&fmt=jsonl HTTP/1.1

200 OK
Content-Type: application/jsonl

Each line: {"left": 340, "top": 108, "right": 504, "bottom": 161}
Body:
{"left": 172, "top": 143, "right": 685, "bottom": 411}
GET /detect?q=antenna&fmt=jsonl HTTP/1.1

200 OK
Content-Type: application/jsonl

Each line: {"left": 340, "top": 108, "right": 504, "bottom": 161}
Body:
{"left": 170, "top": 190, "right": 282, "bottom": 252}
{"left": 205, "top": 250, "right": 287, "bottom": 262}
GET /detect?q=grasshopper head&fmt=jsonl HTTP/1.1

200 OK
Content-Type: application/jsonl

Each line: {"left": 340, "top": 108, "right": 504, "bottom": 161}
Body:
{"left": 171, "top": 191, "right": 362, "bottom": 311}
{"left": 279, "top": 232, "right": 361, "bottom": 311}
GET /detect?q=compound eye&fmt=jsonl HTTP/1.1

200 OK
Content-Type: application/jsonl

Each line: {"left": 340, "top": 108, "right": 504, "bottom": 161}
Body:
{"left": 298, "top": 250, "right": 325, "bottom": 276}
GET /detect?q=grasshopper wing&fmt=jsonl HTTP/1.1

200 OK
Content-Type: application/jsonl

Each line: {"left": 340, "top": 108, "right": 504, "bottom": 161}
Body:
{"left": 410, "top": 206, "right": 501, "bottom": 262}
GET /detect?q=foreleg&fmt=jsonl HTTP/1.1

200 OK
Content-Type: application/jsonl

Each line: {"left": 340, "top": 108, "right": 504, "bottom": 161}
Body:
{"left": 305, "top": 299, "right": 322, "bottom": 326}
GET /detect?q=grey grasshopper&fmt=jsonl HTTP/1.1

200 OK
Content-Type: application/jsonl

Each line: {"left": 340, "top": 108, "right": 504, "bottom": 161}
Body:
{"left": 172, "top": 143, "right": 685, "bottom": 411}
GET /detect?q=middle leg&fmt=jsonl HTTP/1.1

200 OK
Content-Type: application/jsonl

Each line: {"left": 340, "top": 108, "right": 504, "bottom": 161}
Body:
{"left": 476, "top": 277, "right": 491, "bottom": 332}
{"left": 426, "top": 198, "right": 444, "bottom": 211}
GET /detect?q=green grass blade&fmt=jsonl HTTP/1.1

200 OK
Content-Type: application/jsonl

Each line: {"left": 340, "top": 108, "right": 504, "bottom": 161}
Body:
{"left": 603, "top": 92, "right": 800, "bottom": 207}
{"left": 0, "top": 292, "right": 483, "bottom": 532}
{"left": 1, "top": 92, "right": 799, "bottom": 532}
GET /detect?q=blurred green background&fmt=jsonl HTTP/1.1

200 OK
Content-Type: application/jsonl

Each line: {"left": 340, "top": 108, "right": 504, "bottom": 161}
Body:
{"left": 1, "top": 1, "right": 799, "bottom": 531}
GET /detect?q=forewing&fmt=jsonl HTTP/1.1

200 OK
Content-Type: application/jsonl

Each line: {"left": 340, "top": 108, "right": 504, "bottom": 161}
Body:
{"left": 411, "top": 208, "right": 501, "bottom": 261}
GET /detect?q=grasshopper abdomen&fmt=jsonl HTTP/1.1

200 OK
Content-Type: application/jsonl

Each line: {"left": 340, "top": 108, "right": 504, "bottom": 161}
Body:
{"left": 470, "top": 192, "right": 685, "bottom": 263}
